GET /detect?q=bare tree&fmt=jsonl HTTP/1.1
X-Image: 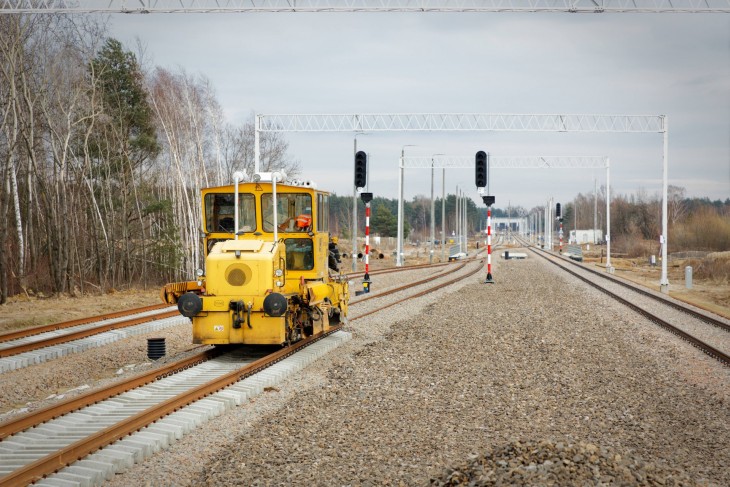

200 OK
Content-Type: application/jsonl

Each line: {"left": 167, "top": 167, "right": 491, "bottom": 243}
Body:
{"left": 668, "top": 185, "right": 687, "bottom": 225}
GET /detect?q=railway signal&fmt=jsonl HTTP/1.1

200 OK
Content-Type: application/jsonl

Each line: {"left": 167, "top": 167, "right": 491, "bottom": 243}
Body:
{"left": 475, "top": 151, "right": 487, "bottom": 188}
{"left": 354, "top": 151, "right": 367, "bottom": 189}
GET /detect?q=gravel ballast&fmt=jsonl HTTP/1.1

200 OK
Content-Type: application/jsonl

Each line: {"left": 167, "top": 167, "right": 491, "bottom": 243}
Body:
{"left": 430, "top": 439, "right": 699, "bottom": 486}
{"left": 102, "top": 254, "right": 729, "bottom": 486}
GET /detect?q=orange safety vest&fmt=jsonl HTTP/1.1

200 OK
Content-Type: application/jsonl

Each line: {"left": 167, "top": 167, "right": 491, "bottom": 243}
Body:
{"left": 295, "top": 214, "right": 312, "bottom": 228}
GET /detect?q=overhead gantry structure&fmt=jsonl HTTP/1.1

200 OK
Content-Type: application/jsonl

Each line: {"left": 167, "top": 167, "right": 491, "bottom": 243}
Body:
{"left": 401, "top": 155, "right": 612, "bottom": 267}
{"left": 1, "top": 0, "right": 729, "bottom": 13}
{"left": 255, "top": 112, "right": 671, "bottom": 292}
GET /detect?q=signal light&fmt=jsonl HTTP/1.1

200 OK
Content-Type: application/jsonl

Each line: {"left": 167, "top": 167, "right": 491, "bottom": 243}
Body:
{"left": 354, "top": 151, "right": 367, "bottom": 189}
{"left": 475, "top": 151, "right": 487, "bottom": 188}
{"left": 556, "top": 203, "right": 562, "bottom": 218}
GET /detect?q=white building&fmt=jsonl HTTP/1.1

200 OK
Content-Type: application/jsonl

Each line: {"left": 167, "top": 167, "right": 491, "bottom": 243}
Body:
{"left": 569, "top": 229, "right": 603, "bottom": 244}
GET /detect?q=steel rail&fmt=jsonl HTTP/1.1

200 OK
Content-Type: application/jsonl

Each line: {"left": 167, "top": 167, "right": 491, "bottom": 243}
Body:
{"left": 0, "top": 310, "right": 180, "bottom": 358}
{"left": 0, "top": 326, "right": 342, "bottom": 487}
{"left": 345, "top": 260, "right": 453, "bottom": 279}
{"left": 0, "top": 303, "right": 169, "bottom": 343}
{"left": 567, "top": 254, "right": 729, "bottom": 333}
{"left": 518, "top": 237, "right": 730, "bottom": 333}
{"left": 0, "top": 346, "right": 214, "bottom": 440}
{"left": 527, "top": 245, "right": 730, "bottom": 367}
{"left": 346, "top": 244, "right": 487, "bottom": 298}
{"left": 0, "top": 256, "right": 485, "bottom": 485}
{"left": 351, "top": 261, "right": 468, "bottom": 304}
{"left": 0, "top": 258, "right": 476, "bottom": 442}
{"left": 351, "top": 259, "right": 483, "bottom": 321}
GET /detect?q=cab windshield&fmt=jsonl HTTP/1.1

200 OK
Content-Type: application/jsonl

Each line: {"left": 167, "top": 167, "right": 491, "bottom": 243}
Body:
{"left": 261, "top": 193, "right": 312, "bottom": 233}
{"left": 204, "top": 193, "right": 256, "bottom": 234}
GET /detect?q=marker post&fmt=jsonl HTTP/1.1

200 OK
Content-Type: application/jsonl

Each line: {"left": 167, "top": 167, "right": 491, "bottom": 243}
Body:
{"left": 483, "top": 195, "right": 495, "bottom": 283}
{"left": 556, "top": 202, "right": 563, "bottom": 254}
{"left": 559, "top": 219, "right": 564, "bottom": 253}
{"left": 361, "top": 192, "right": 373, "bottom": 293}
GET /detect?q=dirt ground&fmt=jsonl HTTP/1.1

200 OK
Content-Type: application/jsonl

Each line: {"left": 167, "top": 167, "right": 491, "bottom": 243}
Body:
{"left": 1, "top": 243, "right": 728, "bottom": 333}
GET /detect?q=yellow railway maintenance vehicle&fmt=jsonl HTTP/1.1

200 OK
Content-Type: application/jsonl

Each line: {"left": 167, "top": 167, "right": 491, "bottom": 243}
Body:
{"left": 162, "top": 171, "right": 349, "bottom": 346}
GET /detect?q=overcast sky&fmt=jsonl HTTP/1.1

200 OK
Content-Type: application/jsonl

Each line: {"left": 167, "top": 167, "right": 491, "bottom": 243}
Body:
{"left": 109, "top": 13, "right": 729, "bottom": 210}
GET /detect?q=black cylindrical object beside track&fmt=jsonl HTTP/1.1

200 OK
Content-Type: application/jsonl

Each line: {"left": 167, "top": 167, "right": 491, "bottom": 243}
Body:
{"left": 147, "top": 337, "right": 166, "bottom": 360}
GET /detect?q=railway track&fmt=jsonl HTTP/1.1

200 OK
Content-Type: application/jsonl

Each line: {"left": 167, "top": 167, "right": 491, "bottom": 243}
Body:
{"left": 520, "top": 239, "right": 730, "bottom": 367}
{"left": 0, "top": 256, "right": 484, "bottom": 486}
{"left": 0, "top": 259, "right": 469, "bottom": 375}
{"left": 0, "top": 307, "right": 186, "bottom": 374}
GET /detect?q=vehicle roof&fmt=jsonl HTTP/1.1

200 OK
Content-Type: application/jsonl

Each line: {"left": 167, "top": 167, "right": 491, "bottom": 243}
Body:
{"left": 202, "top": 182, "right": 328, "bottom": 195}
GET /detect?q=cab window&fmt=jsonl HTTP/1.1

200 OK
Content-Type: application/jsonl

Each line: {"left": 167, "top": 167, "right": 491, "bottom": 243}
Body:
{"left": 316, "top": 193, "right": 329, "bottom": 232}
{"left": 262, "top": 193, "right": 312, "bottom": 233}
{"left": 204, "top": 193, "right": 256, "bottom": 234}
{"left": 284, "top": 238, "right": 314, "bottom": 270}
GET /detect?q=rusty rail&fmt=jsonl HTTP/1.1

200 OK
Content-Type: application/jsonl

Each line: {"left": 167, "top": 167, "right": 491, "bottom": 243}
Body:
{"left": 1, "top": 254, "right": 489, "bottom": 485}
{"left": 0, "top": 347, "right": 214, "bottom": 440}
{"left": 527, "top": 245, "right": 730, "bottom": 367}
{"left": 351, "top": 261, "right": 468, "bottom": 304}
{"left": 0, "top": 303, "right": 169, "bottom": 343}
{"left": 0, "top": 310, "right": 180, "bottom": 358}
{"left": 0, "top": 327, "right": 341, "bottom": 487}
{"left": 517, "top": 237, "right": 730, "bottom": 333}
{"left": 351, "top": 259, "right": 483, "bottom": 321}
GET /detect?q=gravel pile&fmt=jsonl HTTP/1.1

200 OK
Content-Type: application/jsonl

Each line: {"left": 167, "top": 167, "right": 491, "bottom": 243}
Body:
{"left": 431, "top": 439, "right": 700, "bottom": 486}
{"left": 102, "top": 254, "right": 729, "bottom": 486}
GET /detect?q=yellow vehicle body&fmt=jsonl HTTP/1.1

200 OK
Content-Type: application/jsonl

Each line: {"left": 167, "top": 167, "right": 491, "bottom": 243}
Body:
{"left": 168, "top": 179, "right": 348, "bottom": 346}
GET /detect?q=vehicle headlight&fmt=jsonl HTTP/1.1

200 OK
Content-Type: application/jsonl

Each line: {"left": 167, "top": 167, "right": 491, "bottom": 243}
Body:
{"left": 274, "top": 269, "right": 283, "bottom": 277}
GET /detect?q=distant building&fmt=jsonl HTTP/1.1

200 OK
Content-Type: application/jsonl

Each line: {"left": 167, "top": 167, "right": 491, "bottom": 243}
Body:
{"left": 569, "top": 229, "right": 603, "bottom": 244}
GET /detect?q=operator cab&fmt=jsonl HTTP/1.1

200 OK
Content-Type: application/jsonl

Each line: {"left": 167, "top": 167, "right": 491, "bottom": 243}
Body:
{"left": 201, "top": 179, "right": 331, "bottom": 281}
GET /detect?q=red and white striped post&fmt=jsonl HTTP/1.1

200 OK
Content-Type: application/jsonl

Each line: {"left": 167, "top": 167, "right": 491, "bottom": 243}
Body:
{"left": 361, "top": 192, "right": 373, "bottom": 292}
{"left": 487, "top": 206, "right": 493, "bottom": 281}
{"left": 556, "top": 202, "right": 563, "bottom": 254}
{"left": 482, "top": 195, "right": 495, "bottom": 283}
{"left": 559, "top": 219, "right": 563, "bottom": 253}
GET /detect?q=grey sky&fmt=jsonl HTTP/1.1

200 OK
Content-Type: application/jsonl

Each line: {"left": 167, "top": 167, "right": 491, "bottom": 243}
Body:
{"left": 109, "top": 13, "right": 730, "bottom": 210}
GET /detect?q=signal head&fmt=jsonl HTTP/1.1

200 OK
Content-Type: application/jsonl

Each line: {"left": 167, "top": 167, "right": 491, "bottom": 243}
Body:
{"left": 354, "top": 151, "right": 367, "bottom": 189}
{"left": 475, "top": 150, "right": 488, "bottom": 188}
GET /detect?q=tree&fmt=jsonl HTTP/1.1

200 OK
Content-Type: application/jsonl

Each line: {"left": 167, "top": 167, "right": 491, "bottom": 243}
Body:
{"left": 87, "top": 37, "right": 160, "bottom": 287}
{"left": 370, "top": 202, "right": 398, "bottom": 237}
{"left": 668, "top": 185, "right": 687, "bottom": 225}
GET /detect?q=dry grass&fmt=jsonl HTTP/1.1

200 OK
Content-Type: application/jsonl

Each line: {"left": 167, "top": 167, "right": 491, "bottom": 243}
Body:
{"left": 670, "top": 207, "right": 730, "bottom": 251}
{"left": 682, "top": 251, "right": 730, "bottom": 283}
{"left": 611, "top": 235, "right": 659, "bottom": 259}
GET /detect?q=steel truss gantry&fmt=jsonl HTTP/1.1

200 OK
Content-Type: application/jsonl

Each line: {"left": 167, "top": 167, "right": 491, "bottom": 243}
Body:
{"left": 2, "top": 0, "right": 729, "bottom": 13}
{"left": 258, "top": 113, "right": 665, "bottom": 134}
{"left": 401, "top": 155, "right": 607, "bottom": 169}
{"left": 255, "top": 111, "right": 670, "bottom": 291}
{"left": 400, "top": 155, "right": 613, "bottom": 270}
